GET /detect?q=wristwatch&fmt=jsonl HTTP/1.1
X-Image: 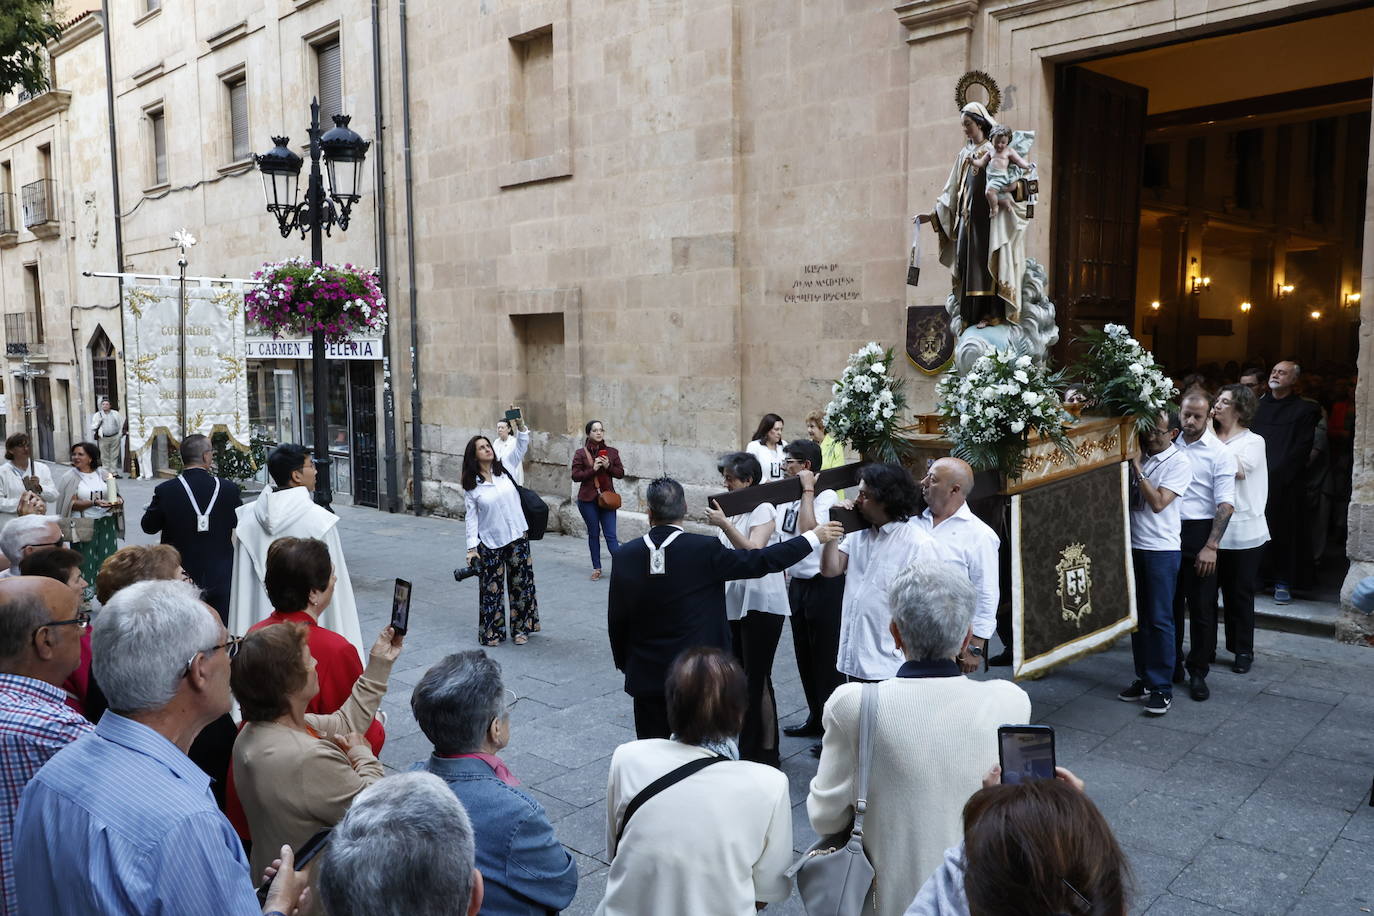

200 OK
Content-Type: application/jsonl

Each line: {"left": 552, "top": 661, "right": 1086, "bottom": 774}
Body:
{"left": 968, "top": 645, "right": 984, "bottom": 658}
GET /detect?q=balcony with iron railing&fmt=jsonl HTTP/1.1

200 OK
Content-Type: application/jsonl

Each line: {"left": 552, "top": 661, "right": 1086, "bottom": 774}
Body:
{"left": 0, "top": 193, "right": 16, "bottom": 247}
{"left": 20, "top": 179, "right": 58, "bottom": 239}
{"left": 4, "top": 312, "right": 45, "bottom": 358}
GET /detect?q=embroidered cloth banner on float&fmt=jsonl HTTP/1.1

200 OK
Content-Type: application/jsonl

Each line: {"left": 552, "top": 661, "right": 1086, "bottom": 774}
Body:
{"left": 120, "top": 279, "right": 251, "bottom": 452}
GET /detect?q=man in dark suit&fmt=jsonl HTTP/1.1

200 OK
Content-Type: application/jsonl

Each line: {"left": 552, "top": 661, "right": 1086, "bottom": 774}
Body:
{"left": 609, "top": 476, "right": 844, "bottom": 739}
{"left": 140, "top": 434, "right": 243, "bottom": 621}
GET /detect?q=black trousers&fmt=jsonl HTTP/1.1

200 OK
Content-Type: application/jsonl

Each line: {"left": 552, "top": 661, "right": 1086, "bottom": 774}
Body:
{"left": 1218, "top": 544, "right": 1264, "bottom": 659}
{"left": 788, "top": 574, "right": 845, "bottom": 728}
{"left": 633, "top": 695, "right": 671, "bottom": 740}
{"left": 1173, "top": 519, "right": 1219, "bottom": 678}
{"left": 730, "top": 612, "right": 785, "bottom": 768}
{"left": 1263, "top": 483, "right": 1302, "bottom": 587}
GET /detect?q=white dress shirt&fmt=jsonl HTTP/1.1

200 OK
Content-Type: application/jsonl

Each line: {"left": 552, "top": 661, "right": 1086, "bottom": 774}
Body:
{"left": 463, "top": 471, "right": 527, "bottom": 550}
{"left": 836, "top": 521, "right": 947, "bottom": 680}
{"left": 1218, "top": 429, "right": 1270, "bottom": 551}
{"left": 1174, "top": 429, "right": 1238, "bottom": 522}
{"left": 90, "top": 410, "right": 122, "bottom": 438}
{"left": 779, "top": 488, "right": 837, "bottom": 580}
{"left": 745, "top": 441, "right": 785, "bottom": 483}
{"left": 492, "top": 429, "right": 530, "bottom": 486}
{"left": 909, "top": 502, "right": 999, "bottom": 640}
{"left": 1129, "top": 445, "right": 1194, "bottom": 552}
{"left": 718, "top": 503, "right": 790, "bottom": 619}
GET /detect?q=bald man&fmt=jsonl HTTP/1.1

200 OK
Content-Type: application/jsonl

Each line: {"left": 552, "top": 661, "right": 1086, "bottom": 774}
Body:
{"left": 1250, "top": 360, "right": 1321, "bottom": 605}
{"left": 910, "top": 458, "right": 1000, "bottom": 672}
{"left": 0, "top": 577, "right": 93, "bottom": 912}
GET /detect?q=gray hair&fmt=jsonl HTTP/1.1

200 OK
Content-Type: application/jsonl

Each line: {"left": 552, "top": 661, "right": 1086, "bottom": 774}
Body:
{"left": 889, "top": 544, "right": 975, "bottom": 660}
{"left": 92, "top": 579, "right": 221, "bottom": 714}
{"left": 646, "top": 477, "right": 687, "bottom": 524}
{"left": 179, "top": 434, "right": 213, "bottom": 466}
{"left": 0, "top": 516, "right": 59, "bottom": 564}
{"left": 0, "top": 590, "right": 50, "bottom": 663}
{"left": 410, "top": 651, "right": 504, "bottom": 756}
{"left": 717, "top": 451, "right": 762, "bottom": 486}
{"left": 316, "top": 772, "right": 477, "bottom": 916}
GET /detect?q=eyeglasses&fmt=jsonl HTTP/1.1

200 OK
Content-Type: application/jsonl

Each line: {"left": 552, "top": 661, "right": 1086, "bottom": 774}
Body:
{"left": 33, "top": 611, "right": 91, "bottom": 637}
{"left": 24, "top": 539, "right": 68, "bottom": 551}
{"left": 184, "top": 634, "right": 243, "bottom": 674}
{"left": 504, "top": 688, "right": 520, "bottom": 713}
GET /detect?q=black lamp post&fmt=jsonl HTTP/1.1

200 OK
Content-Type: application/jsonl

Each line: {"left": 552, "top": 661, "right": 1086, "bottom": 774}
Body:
{"left": 254, "top": 99, "right": 371, "bottom": 511}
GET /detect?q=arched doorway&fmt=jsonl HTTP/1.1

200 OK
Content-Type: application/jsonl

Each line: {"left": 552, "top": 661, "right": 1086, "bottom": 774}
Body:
{"left": 89, "top": 326, "right": 118, "bottom": 410}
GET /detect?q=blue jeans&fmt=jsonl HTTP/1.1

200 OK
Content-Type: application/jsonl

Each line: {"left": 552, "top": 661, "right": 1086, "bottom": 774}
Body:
{"left": 1132, "top": 549, "right": 1180, "bottom": 695}
{"left": 577, "top": 499, "right": 619, "bottom": 570}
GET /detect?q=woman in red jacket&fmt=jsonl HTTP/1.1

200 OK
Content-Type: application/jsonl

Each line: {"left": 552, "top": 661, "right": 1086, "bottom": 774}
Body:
{"left": 570, "top": 419, "right": 625, "bottom": 580}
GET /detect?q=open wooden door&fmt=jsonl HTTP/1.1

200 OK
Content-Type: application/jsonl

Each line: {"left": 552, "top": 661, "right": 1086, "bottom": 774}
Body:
{"left": 1051, "top": 66, "right": 1148, "bottom": 364}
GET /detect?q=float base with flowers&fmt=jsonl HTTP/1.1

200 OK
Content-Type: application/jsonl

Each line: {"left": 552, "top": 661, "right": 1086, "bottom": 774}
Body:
{"left": 830, "top": 328, "right": 1175, "bottom": 681}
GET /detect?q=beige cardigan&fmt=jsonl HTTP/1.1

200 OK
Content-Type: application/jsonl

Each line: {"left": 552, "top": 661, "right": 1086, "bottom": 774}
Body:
{"left": 807, "top": 675, "right": 1031, "bottom": 916}
{"left": 234, "top": 652, "right": 393, "bottom": 878}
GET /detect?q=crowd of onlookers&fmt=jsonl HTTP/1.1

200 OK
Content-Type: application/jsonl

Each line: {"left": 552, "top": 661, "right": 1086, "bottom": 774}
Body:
{"left": 0, "top": 368, "right": 1351, "bottom": 915}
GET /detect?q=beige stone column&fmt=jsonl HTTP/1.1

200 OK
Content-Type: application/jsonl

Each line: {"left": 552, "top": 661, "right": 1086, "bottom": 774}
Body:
{"left": 1338, "top": 92, "right": 1374, "bottom": 646}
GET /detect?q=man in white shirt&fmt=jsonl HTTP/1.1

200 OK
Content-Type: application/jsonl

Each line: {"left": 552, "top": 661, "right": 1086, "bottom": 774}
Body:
{"left": 1171, "top": 391, "right": 1236, "bottom": 702}
{"left": 911, "top": 457, "right": 1000, "bottom": 673}
{"left": 89, "top": 399, "right": 123, "bottom": 477}
{"left": 777, "top": 439, "right": 844, "bottom": 749}
{"left": 822, "top": 463, "right": 946, "bottom": 682}
{"left": 228, "top": 444, "right": 363, "bottom": 657}
{"left": 1119, "top": 409, "right": 1194, "bottom": 716}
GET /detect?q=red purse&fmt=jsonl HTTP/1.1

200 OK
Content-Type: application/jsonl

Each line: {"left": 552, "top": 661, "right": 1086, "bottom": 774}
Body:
{"left": 584, "top": 448, "right": 622, "bottom": 510}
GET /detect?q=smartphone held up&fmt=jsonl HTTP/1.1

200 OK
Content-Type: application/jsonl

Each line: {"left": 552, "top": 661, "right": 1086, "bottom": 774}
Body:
{"left": 998, "top": 725, "right": 1056, "bottom": 785}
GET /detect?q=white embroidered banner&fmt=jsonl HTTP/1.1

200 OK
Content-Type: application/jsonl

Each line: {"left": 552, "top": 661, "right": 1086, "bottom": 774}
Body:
{"left": 120, "top": 279, "right": 251, "bottom": 452}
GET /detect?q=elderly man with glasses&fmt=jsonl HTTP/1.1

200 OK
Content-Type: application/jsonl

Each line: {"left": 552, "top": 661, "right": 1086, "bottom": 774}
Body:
{"left": 0, "top": 577, "right": 93, "bottom": 914}
{"left": 0, "top": 516, "right": 65, "bottom": 579}
{"left": 411, "top": 650, "right": 578, "bottom": 916}
{"left": 12, "top": 578, "right": 306, "bottom": 916}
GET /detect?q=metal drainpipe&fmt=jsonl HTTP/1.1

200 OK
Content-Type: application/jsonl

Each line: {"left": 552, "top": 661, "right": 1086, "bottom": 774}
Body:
{"left": 399, "top": 0, "right": 423, "bottom": 515}
{"left": 371, "top": 0, "right": 401, "bottom": 513}
{"left": 98, "top": 1, "right": 125, "bottom": 377}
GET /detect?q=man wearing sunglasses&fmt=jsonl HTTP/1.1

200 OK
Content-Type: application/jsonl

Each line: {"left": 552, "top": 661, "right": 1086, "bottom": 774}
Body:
{"left": 0, "top": 577, "right": 93, "bottom": 914}
{"left": 13, "top": 579, "right": 306, "bottom": 916}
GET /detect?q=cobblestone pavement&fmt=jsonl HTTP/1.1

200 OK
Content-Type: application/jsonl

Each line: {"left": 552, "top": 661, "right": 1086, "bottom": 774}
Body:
{"left": 118, "top": 477, "right": 1374, "bottom": 915}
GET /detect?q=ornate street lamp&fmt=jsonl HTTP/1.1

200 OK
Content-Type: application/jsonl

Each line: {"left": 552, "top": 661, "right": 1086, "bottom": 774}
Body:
{"left": 254, "top": 99, "right": 371, "bottom": 511}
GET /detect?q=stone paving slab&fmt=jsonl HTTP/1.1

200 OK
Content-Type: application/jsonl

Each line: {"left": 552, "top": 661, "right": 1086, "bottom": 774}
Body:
{"left": 111, "top": 478, "right": 1374, "bottom": 915}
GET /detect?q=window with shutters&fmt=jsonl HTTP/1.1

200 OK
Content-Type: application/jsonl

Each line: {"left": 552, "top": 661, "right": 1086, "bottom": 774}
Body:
{"left": 227, "top": 76, "right": 250, "bottom": 162}
{"left": 314, "top": 38, "right": 342, "bottom": 128}
{"left": 147, "top": 105, "right": 167, "bottom": 187}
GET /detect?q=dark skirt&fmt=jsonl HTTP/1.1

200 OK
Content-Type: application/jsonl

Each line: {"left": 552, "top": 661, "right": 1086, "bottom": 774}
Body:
{"left": 957, "top": 165, "right": 1002, "bottom": 326}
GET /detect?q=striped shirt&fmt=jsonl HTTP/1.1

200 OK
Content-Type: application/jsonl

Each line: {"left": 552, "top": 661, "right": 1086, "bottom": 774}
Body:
{"left": 13, "top": 712, "right": 260, "bottom": 916}
{"left": 0, "top": 673, "right": 93, "bottom": 915}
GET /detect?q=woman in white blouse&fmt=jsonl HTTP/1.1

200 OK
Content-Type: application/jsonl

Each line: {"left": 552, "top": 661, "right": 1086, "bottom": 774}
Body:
{"left": 1212, "top": 383, "right": 1269, "bottom": 675}
{"left": 598, "top": 648, "right": 792, "bottom": 916}
{"left": 706, "top": 451, "right": 789, "bottom": 767}
{"left": 61, "top": 441, "right": 123, "bottom": 594}
{"left": 745, "top": 413, "right": 786, "bottom": 483}
{"left": 492, "top": 412, "right": 530, "bottom": 486}
{"left": 461, "top": 434, "right": 539, "bottom": 646}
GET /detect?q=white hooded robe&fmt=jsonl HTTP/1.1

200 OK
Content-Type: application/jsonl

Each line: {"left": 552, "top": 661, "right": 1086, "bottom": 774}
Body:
{"left": 227, "top": 486, "right": 364, "bottom": 659}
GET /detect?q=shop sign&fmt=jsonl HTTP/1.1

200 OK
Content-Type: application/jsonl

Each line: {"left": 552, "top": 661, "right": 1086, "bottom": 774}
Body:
{"left": 245, "top": 337, "right": 383, "bottom": 360}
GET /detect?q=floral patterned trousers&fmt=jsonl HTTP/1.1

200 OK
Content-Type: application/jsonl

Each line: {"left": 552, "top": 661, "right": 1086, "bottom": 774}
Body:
{"left": 477, "top": 537, "right": 539, "bottom": 644}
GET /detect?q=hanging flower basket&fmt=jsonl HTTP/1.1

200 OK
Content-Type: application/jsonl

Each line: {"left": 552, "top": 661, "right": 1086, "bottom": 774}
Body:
{"left": 245, "top": 258, "right": 387, "bottom": 344}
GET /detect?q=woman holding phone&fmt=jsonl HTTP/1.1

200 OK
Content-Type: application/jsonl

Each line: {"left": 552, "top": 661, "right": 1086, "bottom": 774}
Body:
{"left": 570, "top": 419, "right": 624, "bottom": 580}
{"left": 462, "top": 435, "right": 540, "bottom": 646}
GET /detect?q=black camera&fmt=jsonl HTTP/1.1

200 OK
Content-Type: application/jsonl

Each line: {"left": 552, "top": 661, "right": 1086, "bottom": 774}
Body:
{"left": 453, "top": 560, "right": 480, "bottom": 583}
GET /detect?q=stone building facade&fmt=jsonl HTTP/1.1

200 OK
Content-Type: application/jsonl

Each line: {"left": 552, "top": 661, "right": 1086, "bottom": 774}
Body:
{"left": 0, "top": 6, "right": 116, "bottom": 464}
{"left": 5, "top": 0, "right": 1374, "bottom": 634}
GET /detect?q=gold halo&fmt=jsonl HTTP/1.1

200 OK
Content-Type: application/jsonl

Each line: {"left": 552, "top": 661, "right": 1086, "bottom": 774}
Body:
{"left": 955, "top": 70, "right": 1002, "bottom": 116}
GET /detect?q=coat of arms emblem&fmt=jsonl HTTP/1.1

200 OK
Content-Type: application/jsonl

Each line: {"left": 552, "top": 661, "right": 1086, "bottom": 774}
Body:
{"left": 1055, "top": 543, "right": 1092, "bottom": 625}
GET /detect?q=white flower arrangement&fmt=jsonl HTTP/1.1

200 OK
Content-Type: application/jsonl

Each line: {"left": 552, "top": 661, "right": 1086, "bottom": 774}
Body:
{"left": 1073, "top": 324, "right": 1178, "bottom": 433}
{"left": 824, "top": 342, "right": 910, "bottom": 463}
{"left": 934, "top": 349, "right": 1072, "bottom": 478}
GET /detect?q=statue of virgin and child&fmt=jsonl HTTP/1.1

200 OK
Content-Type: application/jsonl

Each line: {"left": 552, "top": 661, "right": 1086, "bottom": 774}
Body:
{"left": 916, "top": 93, "right": 1059, "bottom": 370}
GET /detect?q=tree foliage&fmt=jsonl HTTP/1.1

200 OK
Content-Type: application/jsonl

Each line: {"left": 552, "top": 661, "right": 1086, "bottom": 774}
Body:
{"left": 0, "top": 0, "right": 63, "bottom": 98}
